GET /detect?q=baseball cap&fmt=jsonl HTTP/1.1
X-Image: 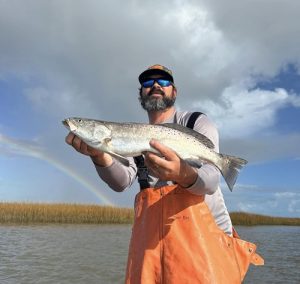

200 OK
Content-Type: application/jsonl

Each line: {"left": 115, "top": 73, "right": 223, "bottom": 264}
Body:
{"left": 138, "top": 64, "right": 174, "bottom": 84}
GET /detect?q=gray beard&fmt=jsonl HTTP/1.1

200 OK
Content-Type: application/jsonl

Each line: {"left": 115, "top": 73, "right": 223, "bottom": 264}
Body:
{"left": 139, "top": 95, "right": 176, "bottom": 111}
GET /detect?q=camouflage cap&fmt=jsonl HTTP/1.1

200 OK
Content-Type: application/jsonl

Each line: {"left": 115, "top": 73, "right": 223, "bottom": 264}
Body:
{"left": 138, "top": 64, "right": 174, "bottom": 84}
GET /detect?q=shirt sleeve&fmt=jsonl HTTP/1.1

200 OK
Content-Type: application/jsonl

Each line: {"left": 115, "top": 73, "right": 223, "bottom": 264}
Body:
{"left": 93, "top": 157, "right": 137, "bottom": 192}
{"left": 185, "top": 114, "right": 221, "bottom": 195}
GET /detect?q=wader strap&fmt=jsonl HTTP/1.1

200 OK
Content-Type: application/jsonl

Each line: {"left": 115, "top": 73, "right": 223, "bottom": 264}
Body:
{"left": 134, "top": 155, "right": 150, "bottom": 190}
{"left": 134, "top": 111, "right": 203, "bottom": 190}
{"left": 186, "top": 111, "right": 203, "bottom": 129}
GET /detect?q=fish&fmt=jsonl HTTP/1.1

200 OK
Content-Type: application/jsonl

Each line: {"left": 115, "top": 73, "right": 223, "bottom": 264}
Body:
{"left": 62, "top": 117, "right": 248, "bottom": 191}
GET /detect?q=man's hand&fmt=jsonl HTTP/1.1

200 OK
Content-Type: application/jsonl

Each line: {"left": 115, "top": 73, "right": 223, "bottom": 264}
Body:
{"left": 65, "top": 132, "right": 113, "bottom": 167}
{"left": 144, "top": 139, "right": 198, "bottom": 188}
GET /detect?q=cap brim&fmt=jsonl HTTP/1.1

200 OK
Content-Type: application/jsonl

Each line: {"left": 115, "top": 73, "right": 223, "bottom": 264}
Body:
{"left": 138, "top": 69, "right": 174, "bottom": 84}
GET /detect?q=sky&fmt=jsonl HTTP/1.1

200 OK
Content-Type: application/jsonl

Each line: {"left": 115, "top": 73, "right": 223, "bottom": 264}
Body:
{"left": 0, "top": 0, "right": 299, "bottom": 217}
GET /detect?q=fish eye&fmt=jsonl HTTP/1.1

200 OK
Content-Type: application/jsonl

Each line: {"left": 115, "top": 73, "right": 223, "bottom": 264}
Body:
{"left": 77, "top": 119, "right": 82, "bottom": 123}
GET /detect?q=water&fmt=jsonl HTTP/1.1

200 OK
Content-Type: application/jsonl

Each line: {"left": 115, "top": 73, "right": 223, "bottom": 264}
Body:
{"left": 239, "top": 226, "right": 300, "bottom": 284}
{"left": 0, "top": 225, "right": 130, "bottom": 284}
{"left": 0, "top": 225, "right": 299, "bottom": 284}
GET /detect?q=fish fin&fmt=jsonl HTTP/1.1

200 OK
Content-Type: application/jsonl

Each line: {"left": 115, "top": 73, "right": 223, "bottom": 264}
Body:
{"left": 160, "top": 123, "right": 215, "bottom": 149}
{"left": 101, "top": 138, "right": 130, "bottom": 166}
{"left": 218, "top": 154, "right": 248, "bottom": 191}
{"left": 185, "top": 158, "right": 203, "bottom": 168}
{"left": 106, "top": 151, "right": 130, "bottom": 167}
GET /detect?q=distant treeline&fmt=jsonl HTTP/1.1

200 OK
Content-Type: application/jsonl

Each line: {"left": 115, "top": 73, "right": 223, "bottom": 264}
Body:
{"left": 0, "top": 203, "right": 299, "bottom": 226}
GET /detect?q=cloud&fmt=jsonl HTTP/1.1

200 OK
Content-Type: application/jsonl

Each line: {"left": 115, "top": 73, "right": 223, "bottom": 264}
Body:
{"left": 195, "top": 86, "right": 295, "bottom": 138}
{"left": 224, "top": 186, "right": 300, "bottom": 217}
{"left": 237, "top": 200, "right": 279, "bottom": 213}
{"left": 274, "top": 192, "right": 300, "bottom": 214}
{"left": 1, "top": 1, "right": 299, "bottom": 140}
{"left": 1, "top": 0, "right": 300, "bottom": 115}
{"left": 192, "top": 84, "right": 300, "bottom": 162}
{"left": 202, "top": 0, "right": 300, "bottom": 75}
{"left": 288, "top": 200, "right": 300, "bottom": 214}
{"left": 275, "top": 192, "right": 299, "bottom": 198}
{"left": 220, "top": 133, "right": 300, "bottom": 163}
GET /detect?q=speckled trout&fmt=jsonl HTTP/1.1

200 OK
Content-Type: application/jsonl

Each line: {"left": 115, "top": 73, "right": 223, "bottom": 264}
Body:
{"left": 63, "top": 117, "right": 247, "bottom": 191}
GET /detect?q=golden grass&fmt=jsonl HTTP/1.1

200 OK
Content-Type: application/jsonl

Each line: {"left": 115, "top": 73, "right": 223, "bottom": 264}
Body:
{"left": 230, "top": 212, "right": 300, "bottom": 226}
{"left": 0, "top": 202, "right": 134, "bottom": 224}
{"left": 0, "top": 203, "right": 299, "bottom": 225}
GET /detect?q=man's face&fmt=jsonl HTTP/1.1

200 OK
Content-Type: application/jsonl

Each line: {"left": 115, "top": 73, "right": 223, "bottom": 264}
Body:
{"left": 139, "top": 75, "right": 176, "bottom": 111}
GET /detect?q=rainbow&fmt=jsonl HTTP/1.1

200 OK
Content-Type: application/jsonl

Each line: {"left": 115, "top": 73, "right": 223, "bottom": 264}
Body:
{"left": 0, "top": 134, "right": 114, "bottom": 206}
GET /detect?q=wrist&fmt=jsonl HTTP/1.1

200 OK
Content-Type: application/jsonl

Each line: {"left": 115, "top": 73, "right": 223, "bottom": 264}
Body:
{"left": 177, "top": 163, "right": 198, "bottom": 188}
{"left": 91, "top": 153, "right": 113, "bottom": 167}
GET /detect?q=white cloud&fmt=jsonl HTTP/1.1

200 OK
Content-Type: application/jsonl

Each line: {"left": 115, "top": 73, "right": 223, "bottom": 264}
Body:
{"left": 289, "top": 93, "right": 300, "bottom": 107}
{"left": 201, "top": 0, "right": 300, "bottom": 75}
{"left": 234, "top": 183, "right": 258, "bottom": 190}
{"left": 196, "top": 86, "right": 292, "bottom": 138}
{"left": 1, "top": 0, "right": 300, "bottom": 112}
{"left": 232, "top": 190, "right": 300, "bottom": 217}
{"left": 237, "top": 200, "right": 279, "bottom": 214}
{"left": 275, "top": 192, "right": 300, "bottom": 198}
{"left": 1, "top": 0, "right": 298, "bottom": 132}
{"left": 288, "top": 200, "right": 300, "bottom": 214}
{"left": 274, "top": 192, "right": 300, "bottom": 214}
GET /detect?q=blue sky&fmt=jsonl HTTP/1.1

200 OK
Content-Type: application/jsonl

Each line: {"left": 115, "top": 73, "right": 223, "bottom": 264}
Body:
{"left": 0, "top": 0, "right": 299, "bottom": 217}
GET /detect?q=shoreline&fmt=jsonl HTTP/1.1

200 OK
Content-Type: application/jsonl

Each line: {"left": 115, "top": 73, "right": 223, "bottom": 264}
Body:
{"left": 0, "top": 202, "right": 299, "bottom": 226}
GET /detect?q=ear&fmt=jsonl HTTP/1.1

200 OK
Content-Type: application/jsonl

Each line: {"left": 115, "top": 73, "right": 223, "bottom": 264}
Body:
{"left": 172, "top": 86, "right": 177, "bottom": 96}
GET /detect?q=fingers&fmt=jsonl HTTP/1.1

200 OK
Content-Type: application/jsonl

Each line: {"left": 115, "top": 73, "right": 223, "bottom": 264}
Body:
{"left": 143, "top": 149, "right": 158, "bottom": 168}
{"left": 143, "top": 139, "right": 183, "bottom": 181}
{"left": 65, "top": 132, "right": 89, "bottom": 155}
{"left": 145, "top": 139, "right": 179, "bottom": 169}
{"left": 144, "top": 154, "right": 164, "bottom": 178}
{"left": 65, "top": 132, "right": 75, "bottom": 145}
{"left": 64, "top": 133, "right": 113, "bottom": 167}
{"left": 149, "top": 139, "right": 177, "bottom": 161}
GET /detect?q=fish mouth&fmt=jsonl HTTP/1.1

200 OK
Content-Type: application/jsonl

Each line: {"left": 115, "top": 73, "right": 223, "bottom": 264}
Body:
{"left": 62, "top": 119, "right": 77, "bottom": 132}
{"left": 62, "top": 119, "right": 69, "bottom": 128}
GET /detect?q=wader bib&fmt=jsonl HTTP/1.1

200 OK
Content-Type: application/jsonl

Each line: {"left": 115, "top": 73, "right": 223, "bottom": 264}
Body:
{"left": 125, "top": 185, "right": 263, "bottom": 284}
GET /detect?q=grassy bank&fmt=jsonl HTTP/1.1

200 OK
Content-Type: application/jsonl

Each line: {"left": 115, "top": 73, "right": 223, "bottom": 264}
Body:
{"left": 0, "top": 202, "right": 299, "bottom": 225}
{"left": 230, "top": 212, "right": 300, "bottom": 226}
{"left": 0, "top": 203, "right": 134, "bottom": 224}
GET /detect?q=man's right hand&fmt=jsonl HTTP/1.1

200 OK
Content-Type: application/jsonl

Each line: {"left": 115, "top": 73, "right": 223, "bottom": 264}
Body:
{"left": 65, "top": 132, "right": 113, "bottom": 167}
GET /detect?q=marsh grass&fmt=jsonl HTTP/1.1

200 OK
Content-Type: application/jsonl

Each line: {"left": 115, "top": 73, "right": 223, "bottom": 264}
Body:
{"left": 0, "top": 202, "right": 133, "bottom": 224}
{"left": 230, "top": 212, "right": 300, "bottom": 226}
{"left": 0, "top": 203, "right": 299, "bottom": 225}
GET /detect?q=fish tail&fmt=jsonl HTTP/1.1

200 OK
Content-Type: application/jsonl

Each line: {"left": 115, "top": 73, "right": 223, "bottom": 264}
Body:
{"left": 218, "top": 154, "right": 248, "bottom": 191}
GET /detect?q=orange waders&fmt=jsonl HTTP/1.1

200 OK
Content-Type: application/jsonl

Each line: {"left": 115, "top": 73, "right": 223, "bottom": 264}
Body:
{"left": 125, "top": 185, "right": 263, "bottom": 284}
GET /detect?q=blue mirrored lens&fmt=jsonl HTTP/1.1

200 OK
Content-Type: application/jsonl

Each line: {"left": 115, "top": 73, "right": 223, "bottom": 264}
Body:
{"left": 142, "top": 80, "right": 155, "bottom": 88}
{"left": 142, "top": 79, "right": 172, "bottom": 88}
{"left": 157, "top": 79, "right": 172, "bottom": 87}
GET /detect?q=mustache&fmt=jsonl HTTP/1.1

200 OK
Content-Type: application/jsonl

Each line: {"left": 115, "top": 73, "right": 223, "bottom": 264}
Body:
{"left": 149, "top": 88, "right": 165, "bottom": 96}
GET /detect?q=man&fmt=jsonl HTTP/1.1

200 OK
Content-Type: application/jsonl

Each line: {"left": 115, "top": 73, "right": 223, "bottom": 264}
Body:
{"left": 66, "top": 65, "right": 262, "bottom": 283}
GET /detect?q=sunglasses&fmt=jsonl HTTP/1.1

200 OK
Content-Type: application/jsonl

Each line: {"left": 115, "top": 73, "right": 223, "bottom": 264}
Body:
{"left": 141, "top": 79, "right": 173, "bottom": 88}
